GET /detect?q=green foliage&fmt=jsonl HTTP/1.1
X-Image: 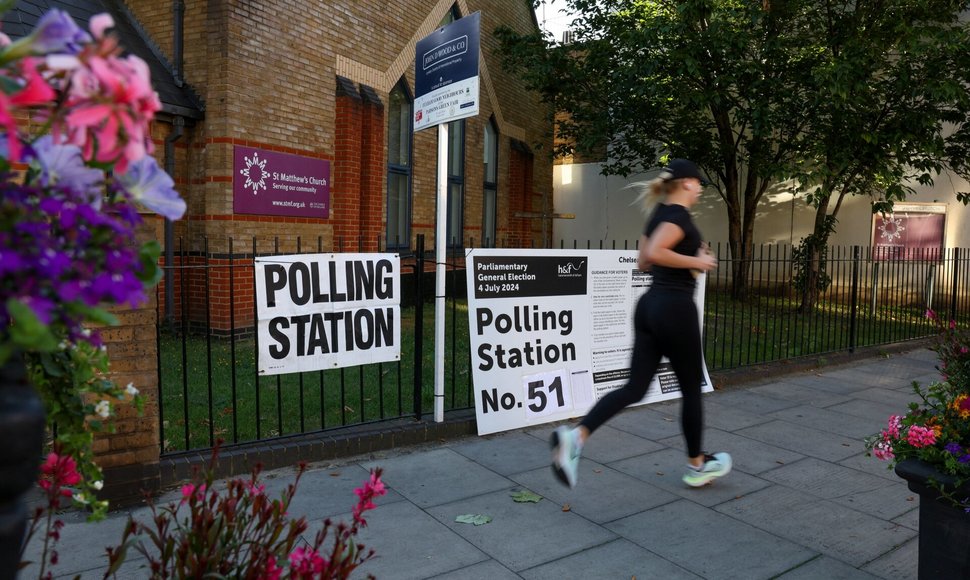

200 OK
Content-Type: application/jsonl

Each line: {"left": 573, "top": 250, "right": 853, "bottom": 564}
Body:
{"left": 104, "top": 453, "right": 385, "bottom": 578}
{"left": 791, "top": 216, "right": 836, "bottom": 298}
{"left": 498, "top": 0, "right": 970, "bottom": 295}
{"left": 26, "top": 343, "right": 143, "bottom": 519}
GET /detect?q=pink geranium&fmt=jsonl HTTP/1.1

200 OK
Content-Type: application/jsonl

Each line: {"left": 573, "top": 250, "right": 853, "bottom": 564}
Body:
{"left": 56, "top": 15, "right": 160, "bottom": 173}
{"left": 906, "top": 425, "right": 937, "bottom": 448}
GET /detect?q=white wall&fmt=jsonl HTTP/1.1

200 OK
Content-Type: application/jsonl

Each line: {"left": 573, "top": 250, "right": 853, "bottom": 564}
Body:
{"left": 553, "top": 162, "right": 970, "bottom": 250}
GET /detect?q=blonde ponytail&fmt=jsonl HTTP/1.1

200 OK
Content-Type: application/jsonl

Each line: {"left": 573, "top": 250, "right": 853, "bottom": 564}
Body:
{"left": 626, "top": 175, "right": 674, "bottom": 214}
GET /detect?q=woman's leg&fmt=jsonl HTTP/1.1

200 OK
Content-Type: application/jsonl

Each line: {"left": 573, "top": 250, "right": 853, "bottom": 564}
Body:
{"left": 653, "top": 295, "right": 704, "bottom": 459}
{"left": 551, "top": 294, "right": 662, "bottom": 487}
{"left": 579, "top": 295, "right": 664, "bottom": 435}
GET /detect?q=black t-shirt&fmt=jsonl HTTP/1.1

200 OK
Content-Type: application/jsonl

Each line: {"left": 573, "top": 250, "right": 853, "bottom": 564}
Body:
{"left": 643, "top": 203, "right": 702, "bottom": 291}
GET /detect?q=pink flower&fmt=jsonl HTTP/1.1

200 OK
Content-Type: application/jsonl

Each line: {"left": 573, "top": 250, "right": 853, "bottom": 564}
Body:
{"left": 872, "top": 437, "right": 895, "bottom": 461}
{"left": 907, "top": 425, "right": 937, "bottom": 448}
{"left": 352, "top": 470, "right": 386, "bottom": 527}
{"left": 259, "top": 555, "right": 282, "bottom": 580}
{"left": 55, "top": 19, "right": 160, "bottom": 173}
{"left": 887, "top": 415, "right": 902, "bottom": 439}
{"left": 926, "top": 308, "right": 937, "bottom": 320}
{"left": 288, "top": 546, "right": 325, "bottom": 577}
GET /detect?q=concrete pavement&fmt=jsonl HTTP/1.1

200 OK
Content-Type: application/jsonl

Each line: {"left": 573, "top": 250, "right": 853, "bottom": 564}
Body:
{"left": 20, "top": 347, "right": 940, "bottom": 579}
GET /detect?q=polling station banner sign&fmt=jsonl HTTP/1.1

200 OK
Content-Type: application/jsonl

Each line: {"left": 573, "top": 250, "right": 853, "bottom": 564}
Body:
{"left": 413, "top": 11, "right": 480, "bottom": 132}
{"left": 465, "top": 249, "right": 712, "bottom": 435}
{"left": 254, "top": 254, "right": 400, "bottom": 376}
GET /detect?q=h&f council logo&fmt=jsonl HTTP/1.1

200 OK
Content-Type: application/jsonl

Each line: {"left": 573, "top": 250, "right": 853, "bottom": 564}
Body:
{"left": 558, "top": 260, "right": 585, "bottom": 277}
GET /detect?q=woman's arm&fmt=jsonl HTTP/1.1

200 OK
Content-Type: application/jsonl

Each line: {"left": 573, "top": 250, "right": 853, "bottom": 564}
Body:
{"left": 643, "top": 223, "right": 717, "bottom": 271}
{"left": 636, "top": 234, "right": 651, "bottom": 271}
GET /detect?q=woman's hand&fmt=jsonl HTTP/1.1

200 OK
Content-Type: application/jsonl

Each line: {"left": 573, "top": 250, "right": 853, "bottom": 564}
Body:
{"left": 694, "top": 243, "right": 718, "bottom": 272}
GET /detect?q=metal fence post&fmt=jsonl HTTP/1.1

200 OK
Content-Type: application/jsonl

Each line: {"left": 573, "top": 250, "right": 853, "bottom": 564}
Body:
{"left": 952, "top": 247, "right": 961, "bottom": 322}
{"left": 413, "top": 234, "right": 425, "bottom": 420}
{"left": 849, "top": 245, "right": 860, "bottom": 353}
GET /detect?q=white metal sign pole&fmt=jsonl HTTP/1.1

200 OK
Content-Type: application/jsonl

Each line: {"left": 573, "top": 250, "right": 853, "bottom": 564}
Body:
{"left": 434, "top": 122, "right": 448, "bottom": 422}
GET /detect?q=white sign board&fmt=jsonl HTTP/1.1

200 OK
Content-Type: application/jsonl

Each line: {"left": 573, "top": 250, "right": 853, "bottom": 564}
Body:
{"left": 466, "top": 249, "right": 712, "bottom": 435}
{"left": 254, "top": 253, "right": 400, "bottom": 375}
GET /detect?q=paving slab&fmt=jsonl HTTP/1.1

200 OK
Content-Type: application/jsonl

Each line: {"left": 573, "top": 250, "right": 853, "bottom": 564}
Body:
{"left": 851, "top": 387, "right": 925, "bottom": 409}
{"left": 519, "top": 538, "right": 702, "bottom": 580}
{"left": 659, "top": 428, "right": 806, "bottom": 475}
{"left": 746, "top": 381, "right": 854, "bottom": 407}
{"left": 427, "top": 558, "right": 521, "bottom": 579}
{"left": 448, "top": 431, "right": 552, "bottom": 476}
{"left": 822, "top": 398, "right": 906, "bottom": 425}
{"left": 758, "top": 457, "right": 895, "bottom": 500}
{"left": 735, "top": 419, "right": 862, "bottom": 462}
{"left": 331, "top": 500, "right": 489, "bottom": 580}
{"left": 768, "top": 404, "right": 882, "bottom": 440}
{"left": 510, "top": 461, "right": 680, "bottom": 524}
{"left": 859, "top": 537, "right": 919, "bottom": 580}
{"left": 608, "top": 447, "right": 772, "bottom": 507}
{"left": 360, "top": 447, "right": 513, "bottom": 508}
{"left": 424, "top": 488, "right": 616, "bottom": 572}
{"left": 603, "top": 405, "right": 683, "bottom": 441}
{"left": 701, "top": 390, "right": 801, "bottom": 415}
{"left": 606, "top": 499, "right": 817, "bottom": 580}
{"left": 837, "top": 452, "right": 899, "bottom": 482}
{"left": 700, "top": 400, "right": 768, "bottom": 431}
{"left": 780, "top": 373, "right": 877, "bottom": 394}
{"left": 714, "top": 486, "right": 917, "bottom": 567}
{"left": 775, "top": 555, "right": 882, "bottom": 579}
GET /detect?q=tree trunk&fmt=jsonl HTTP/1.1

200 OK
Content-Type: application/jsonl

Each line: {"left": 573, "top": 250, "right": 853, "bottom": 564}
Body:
{"left": 798, "top": 203, "right": 832, "bottom": 313}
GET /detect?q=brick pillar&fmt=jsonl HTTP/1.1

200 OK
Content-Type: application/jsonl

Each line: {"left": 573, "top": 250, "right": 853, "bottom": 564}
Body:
{"left": 94, "top": 215, "right": 161, "bottom": 504}
{"left": 359, "top": 84, "right": 385, "bottom": 251}
{"left": 333, "top": 76, "right": 363, "bottom": 250}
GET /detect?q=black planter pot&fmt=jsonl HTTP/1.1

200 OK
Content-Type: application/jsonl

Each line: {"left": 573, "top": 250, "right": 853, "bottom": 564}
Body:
{"left": 895, "top": 458, "right": 970, "bottom": 580}
{"left": 0, "top": 356, "right": 46, "bottom": 579}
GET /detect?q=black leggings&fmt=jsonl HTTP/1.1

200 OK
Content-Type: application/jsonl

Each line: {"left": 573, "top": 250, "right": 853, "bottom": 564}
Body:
{"left": 580, "top": 289, "right": 705, "bottom": 458}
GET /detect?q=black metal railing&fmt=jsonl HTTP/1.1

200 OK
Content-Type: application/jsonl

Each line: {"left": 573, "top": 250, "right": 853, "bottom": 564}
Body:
{"left": 157, "top": 236, "right": 969, "bottom": 454}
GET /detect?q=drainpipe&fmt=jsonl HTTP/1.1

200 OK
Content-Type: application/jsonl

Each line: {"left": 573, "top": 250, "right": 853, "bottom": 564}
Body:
{"left": 173, "top": 0, "right": 184, "bottom": 87}
{"left": 163, "top": 116, "right": 184, "bottom": 326}
{"left": 163, "top": 0, "right": 186, "bottom": 325}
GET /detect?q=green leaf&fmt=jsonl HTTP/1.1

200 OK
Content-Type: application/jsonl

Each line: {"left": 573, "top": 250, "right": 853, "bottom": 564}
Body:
{"left": 455, "top": 514, "right": 492, "bottom": 526}
{"left": 6, "top": 299, "right": 59, "bottom": 351}
{"left": 510, "top": 490, "right": 543, "bottom": 503}
{"left": 138, "top": 240, "right": 163, "bottom": 286}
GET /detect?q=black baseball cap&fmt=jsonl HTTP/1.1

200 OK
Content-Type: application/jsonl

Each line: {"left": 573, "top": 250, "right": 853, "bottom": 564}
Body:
{"left": 660, "top": 159, "right": 708, "bottom": 186}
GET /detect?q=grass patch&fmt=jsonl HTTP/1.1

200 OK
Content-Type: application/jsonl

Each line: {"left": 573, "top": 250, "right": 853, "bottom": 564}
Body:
{"left": 160, "top": 293, "right": 935, "bottom": 452}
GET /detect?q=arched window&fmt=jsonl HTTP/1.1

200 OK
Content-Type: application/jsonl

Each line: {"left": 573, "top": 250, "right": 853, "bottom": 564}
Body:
{"left": 483, "top": 118, "right": 498, "bottom": 247}
{"left": 386, "top": 81, "right": 412, "bottom": 249}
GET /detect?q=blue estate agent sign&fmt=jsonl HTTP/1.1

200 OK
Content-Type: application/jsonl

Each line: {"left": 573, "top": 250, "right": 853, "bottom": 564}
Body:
{"left": 413, "top": 11, "right": 480, "bottom": 132}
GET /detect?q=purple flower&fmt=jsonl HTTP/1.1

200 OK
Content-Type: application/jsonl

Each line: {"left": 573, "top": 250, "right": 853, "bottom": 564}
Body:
{"left": 960, "top": 454, "right": 970, "bottom": 464}
{"left": 0, "top": 249, "right": 25, "bottom": 276}
{"left": 117, "top": 157, "right": 186, "bottom": 220}
{"left": 945, "top": 442, "right": 963, "bottom": 455}
{"left": 29, "top": 136, "right": 104, "bottom": 205}
{"left": 25, "top": 10, "right": 90, "bottom": 55}
{"left": 20, "top": 296, "right": 56, "bottom": 324}
{"left": 37, "top": 249, "right": 71, "bottom": 278}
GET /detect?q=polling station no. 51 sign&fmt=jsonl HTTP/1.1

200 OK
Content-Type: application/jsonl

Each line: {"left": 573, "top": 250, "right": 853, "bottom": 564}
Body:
{"left": 465, "top": 249, "right": 712, "bottom": 435}
{"left": 254, "top": 254, "right": 400, "bottom": 375}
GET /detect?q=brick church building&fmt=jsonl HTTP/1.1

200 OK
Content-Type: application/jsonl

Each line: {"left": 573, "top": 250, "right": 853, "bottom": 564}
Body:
{"left": 4, "top": 0, "right": 551, "bottom": 496}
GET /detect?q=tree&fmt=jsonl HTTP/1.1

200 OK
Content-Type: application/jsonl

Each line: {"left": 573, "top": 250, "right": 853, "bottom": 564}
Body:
{"left": 791, "top": 0, "right": 970, "bottom": 311}
{"left": 499, "top": 1, "right": 970, "bottom": 304}
{"left": 497, "top": 0, "right": 823, "bottom": 297}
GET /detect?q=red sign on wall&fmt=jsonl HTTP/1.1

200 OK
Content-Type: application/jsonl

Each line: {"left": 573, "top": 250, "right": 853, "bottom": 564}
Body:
{"left": 233, "top": 146, "right": 330, "bottom": 218}
{"left": 871, "top": 204, "right": 946, "bottom": 261}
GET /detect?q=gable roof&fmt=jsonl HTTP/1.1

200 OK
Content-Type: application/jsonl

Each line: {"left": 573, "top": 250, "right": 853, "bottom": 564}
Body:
{"left": 4, "top": 0, "right": 204, "bottom": 120}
